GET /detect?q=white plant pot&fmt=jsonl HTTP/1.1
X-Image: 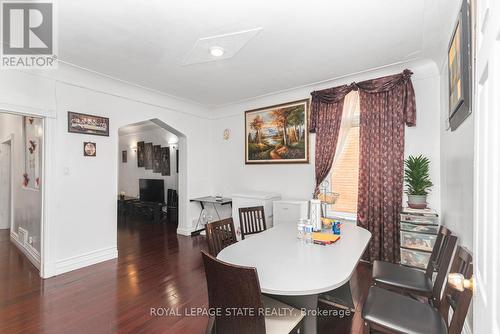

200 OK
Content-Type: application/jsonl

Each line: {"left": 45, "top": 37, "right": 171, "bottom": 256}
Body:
{"left": 408, "top": 194, "right": 427, "bottom": 209}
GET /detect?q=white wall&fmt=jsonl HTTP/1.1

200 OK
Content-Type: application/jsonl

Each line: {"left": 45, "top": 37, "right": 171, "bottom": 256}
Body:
{"left": 439, "top": 62, "right": 474, "bottom": 250}
{"left": 0, "top": 64, "right": 214, "bottom": 278}
{"left": 118, "top": 127, "right": 178, "bottom": 199}
{"left": 211, "top": 59, "right": 442, "bottom": 213}
{"left": 0, "top": 113, "right": 43, "bottom": 263}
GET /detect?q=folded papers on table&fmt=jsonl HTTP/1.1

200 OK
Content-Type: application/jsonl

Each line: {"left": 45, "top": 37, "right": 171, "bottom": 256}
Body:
{"left": 312, "top": 232, "right": 340, "bottom": 245}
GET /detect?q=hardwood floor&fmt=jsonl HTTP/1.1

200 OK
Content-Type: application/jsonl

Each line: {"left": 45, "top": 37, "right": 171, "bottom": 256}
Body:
{"left": 0, "top": 219, "right": 372, "bottom": 334}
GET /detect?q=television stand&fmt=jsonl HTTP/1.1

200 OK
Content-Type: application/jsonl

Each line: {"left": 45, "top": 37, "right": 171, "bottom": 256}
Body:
{"left": 118, "top": 197, "right": 165, "bottom": 224}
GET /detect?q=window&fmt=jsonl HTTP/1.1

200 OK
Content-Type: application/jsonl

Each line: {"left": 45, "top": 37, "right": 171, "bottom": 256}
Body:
{"left": 328, "top": 91, "right": 360, "bottom": 216}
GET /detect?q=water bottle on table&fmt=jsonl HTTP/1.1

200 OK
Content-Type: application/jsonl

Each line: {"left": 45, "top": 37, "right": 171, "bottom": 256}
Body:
{"left": 297, "top": 219, "right": 305, "bottom": 242}
{"left": 304, "top": 220, "right": 314, "bottom": 245}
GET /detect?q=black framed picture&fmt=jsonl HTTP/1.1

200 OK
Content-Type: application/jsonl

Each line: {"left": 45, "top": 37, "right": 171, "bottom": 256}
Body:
{"left": 137, "top": 141, "right": 145, "bottom": 167}
{"left": 122, "top": 150, "right": 127, "bottom": 163}
{"left": 448, "top": 0, "right": 472, "bottom": 131}
{"left": 161, "top": 147, "right": 170, "bottom": 176}
{"left": 144, "top": 142, "right": 153, "bottom": 169}
{"left": 153, "top": 145, "right": 162, "bottom": 173}
{"left": 176, "top": 149, "right": 179, "bottom": 173}
{"left": 68, "top": 112, "right": 109, "bottom": 136}
{"left": 83, "top": 142, "right": 96, "bottom": 157}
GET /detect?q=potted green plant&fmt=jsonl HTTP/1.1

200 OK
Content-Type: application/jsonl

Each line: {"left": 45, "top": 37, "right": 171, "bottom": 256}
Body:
{"left": 404, "top": 155, "right": 433, "bottom": 209}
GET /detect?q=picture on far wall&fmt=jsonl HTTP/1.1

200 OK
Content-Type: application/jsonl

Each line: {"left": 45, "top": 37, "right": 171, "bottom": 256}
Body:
{"left": 176, "top": 149, "right": 179, "bottom": 173}
{"left": 83, "top": 142, "right": 96, "bottom": 157}
{"left": 153, "top": 145, "right": 162, "bottom": 173}
{"left": 447, "top": 0, "right": 472, "bottom": 131}
{"left": 68, "top": 111, "right": 109, "bottom": 136}
{"left": 122, "top": 150, "right": 127, "bottom": 163}
{"left": 23, "top": 116, "right": 42, "bottom": 190}
{"left": 137, "top": 141, "right": 145, "bottom": 167}
{"left": 144, "top": 142, "right": 153, "bottom": 170}
{"left": 245, "top": 99, "right": 309, "bottom": 164}
{"left": 161, "top": 147, "right": 170, "bottom": 176}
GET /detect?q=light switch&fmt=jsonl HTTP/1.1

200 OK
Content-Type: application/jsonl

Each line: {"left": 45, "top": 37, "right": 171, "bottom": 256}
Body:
{"left": 63, "top": 167, "right": 70, "bottom": 175}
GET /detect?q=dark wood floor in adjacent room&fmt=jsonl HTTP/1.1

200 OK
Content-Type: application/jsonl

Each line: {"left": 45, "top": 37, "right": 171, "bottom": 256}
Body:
{"left": 0, "top": 219, "right": 372, "bottom": 334}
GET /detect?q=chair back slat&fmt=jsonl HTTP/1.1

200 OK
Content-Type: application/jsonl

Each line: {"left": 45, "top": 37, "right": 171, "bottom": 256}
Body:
{"left": 425, "top": 226, "right": 452, "bottom": 278}
{"left": 238, "top": 206, "right": 267, "bottom": 239}
{"left": 205, "top": 218, "right": 237, "bottom": 256}
{"left": 201, "top": 251, "right": 266, "bottom": 334}
{"left": 439, "top": 247, "right": 473, "bottom": 334}
{"left": 431, "top": 234, "right": 457, "bottom": 306}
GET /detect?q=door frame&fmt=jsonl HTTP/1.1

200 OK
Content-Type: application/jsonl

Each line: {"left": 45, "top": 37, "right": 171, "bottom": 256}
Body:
{"left": 0, "top": 109, "right": 47, "bottom": 276}
{"left": 473, "top": 0, "right": 500, "bottom": 333}
{"left": 0, "top": 134, "right": 14, "bottom": 232}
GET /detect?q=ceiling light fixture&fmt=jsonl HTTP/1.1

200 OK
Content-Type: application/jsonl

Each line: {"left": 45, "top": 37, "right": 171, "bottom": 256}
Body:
{"left": 210, "top": 46, "right": 225, "bottom": 57}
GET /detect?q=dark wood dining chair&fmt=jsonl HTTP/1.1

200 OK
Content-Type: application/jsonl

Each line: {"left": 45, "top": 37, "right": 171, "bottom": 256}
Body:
{"left": 201, "top": 250, "right": 304, "bottom": 334}
{"left": 238, "top": 206, "right": 267, "bottom": 240}
{"left": 205, "top": 218, "right": 237, "bottom": 256}
{"left": 362, "top": 246, "right": 473, "bottom": 334}
{"left": 372, "top": 226, "right": 455, "bottom": 306}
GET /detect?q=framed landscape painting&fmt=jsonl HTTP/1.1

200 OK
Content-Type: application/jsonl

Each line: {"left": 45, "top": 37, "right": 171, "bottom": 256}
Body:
{"left": 245, "top": 99, "right": 309, "bottom": 164}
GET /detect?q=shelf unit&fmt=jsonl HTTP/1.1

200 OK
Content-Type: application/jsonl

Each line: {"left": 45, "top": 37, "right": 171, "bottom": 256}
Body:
{"left": 399, "top": 208, "right": 439, "bottom": 269}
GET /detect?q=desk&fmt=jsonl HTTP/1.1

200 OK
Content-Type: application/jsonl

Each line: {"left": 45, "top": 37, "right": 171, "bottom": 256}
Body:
{"left": 190, "top": 196, "right": 232, "bottom": 236}
{"left": 217, "top": 222, "right": 371, "bottom": 333}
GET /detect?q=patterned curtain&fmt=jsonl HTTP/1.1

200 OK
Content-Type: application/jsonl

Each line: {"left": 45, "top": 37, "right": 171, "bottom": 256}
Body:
{"left": 310, "top": 70, "right": 416, "bottom": 263}
{"left": 357, "top": 70, "right": 416, "bottom": 263}
{"left": 310, "top": 85, "right": 352, "bottom": 196}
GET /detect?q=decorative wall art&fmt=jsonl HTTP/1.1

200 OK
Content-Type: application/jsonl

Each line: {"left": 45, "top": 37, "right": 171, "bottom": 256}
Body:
{"left": 137, "top": 141, "right": 145, "bottom": 167}
{"left": 144, "top": 142, "right": 153, "bottom": 169}
{"left": 122, "top": 150, "right": 127, "bottom": 163}
{"left": 83, "top": 142, "right": 97, "bottom": 157}
{"left": 68, "top": 111, "right": 109, "bottom": 136}
{"left": 161, "top": 147, "right": 170, "bottom": 176}
{"left": 223, "top": 128, "right": 230, "bottom": 140}
{"left": 245, "top": 99, "right": 309, "bottom": 164}
{"left": 23, "top": 116, "right": 42, "bottom": 190}
{"left": 447, "top": 0, "right": 472, "bottom": 131}
{"left": 153, "top": 145, "right": 162, "bottom": 173}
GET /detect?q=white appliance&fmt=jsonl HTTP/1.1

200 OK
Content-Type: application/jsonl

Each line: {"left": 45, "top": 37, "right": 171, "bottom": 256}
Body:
{"left": 273, "top": 200, "right": 309, "bottom": 226}
{"left": 231, "top": 192, "right": 281, "bottom": 234}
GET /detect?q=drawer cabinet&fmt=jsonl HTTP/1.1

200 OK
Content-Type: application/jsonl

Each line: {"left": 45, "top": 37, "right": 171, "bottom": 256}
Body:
{"left": 400, "top": 222, "right": 439, "bottom": 234}
{"left": 400, "top": 231, "right": 437, "bottom": 252}
{"left": 400, "top": 248, "right": 431, "bottom": 269}
{"left": 399, "top": 209, "right": 439, "bottom": 270}
{"left": 400, "top": 213, "right": 438, "bottom": 225}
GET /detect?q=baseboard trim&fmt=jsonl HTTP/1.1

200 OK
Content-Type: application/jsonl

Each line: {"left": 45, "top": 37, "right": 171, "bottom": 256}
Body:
{"left": 10, "top": 231, "right": 41, "bottom": 270}
{"left": 176, "top": 226, "right": 195, "bottom": 236}
{"left": 53, "top": 247, "right": 118, "bottom": 276}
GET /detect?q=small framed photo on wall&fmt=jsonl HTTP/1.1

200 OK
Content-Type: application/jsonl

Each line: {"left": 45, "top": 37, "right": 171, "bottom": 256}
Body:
{"left": 83, "top": 142, "right": 96, "bottom": 157}
{"left": 122, "top": 150, "right": 127, "bottom": 163}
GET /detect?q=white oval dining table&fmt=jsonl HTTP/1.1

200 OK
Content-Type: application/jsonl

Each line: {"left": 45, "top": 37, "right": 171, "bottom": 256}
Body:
{"left": 217, "top": 222, "right": 371, "bottom": 334}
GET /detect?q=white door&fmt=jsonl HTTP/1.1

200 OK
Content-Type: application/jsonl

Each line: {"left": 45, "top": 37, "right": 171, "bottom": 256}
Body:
{"left": 474, "top": 1, "right": 500, "bottom": 333}
{"left": 0, "top": 141, "right": 11, "bottom": 230}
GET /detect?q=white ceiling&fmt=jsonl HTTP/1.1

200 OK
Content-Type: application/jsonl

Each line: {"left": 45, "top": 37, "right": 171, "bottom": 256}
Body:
{"left": 59, "top": 0, "right": 458, "bottom": 107}
{"left": 118, "top": 121, "right": 179, "bottom": 143}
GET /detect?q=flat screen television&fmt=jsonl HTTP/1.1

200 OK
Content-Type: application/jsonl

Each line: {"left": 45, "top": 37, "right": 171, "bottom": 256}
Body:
{"left": 139, "top": 179, "right": 165, "bottom": 203}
